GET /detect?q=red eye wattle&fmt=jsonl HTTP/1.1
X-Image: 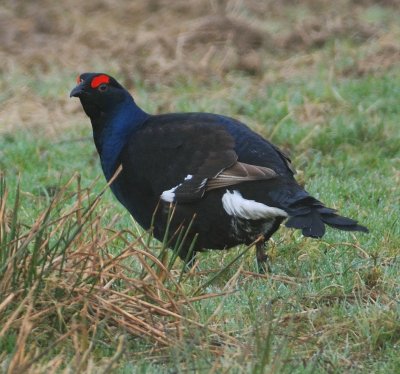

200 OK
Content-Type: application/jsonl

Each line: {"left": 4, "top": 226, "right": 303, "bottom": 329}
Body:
{"left": 91, "top": 74, "right": 110, "bottom": 89}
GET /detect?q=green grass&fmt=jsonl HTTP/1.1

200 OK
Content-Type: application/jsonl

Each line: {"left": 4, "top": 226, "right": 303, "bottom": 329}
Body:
{"left": 1, "top": 1, "right": 400, "bottom": 369}
{"left": 1, "top": 66, "right": 399, "bottom": 373}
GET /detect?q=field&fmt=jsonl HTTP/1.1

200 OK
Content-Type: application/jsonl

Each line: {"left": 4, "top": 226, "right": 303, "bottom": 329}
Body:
{"left": 0, "top": 0, "right": 399, "bottom": 373}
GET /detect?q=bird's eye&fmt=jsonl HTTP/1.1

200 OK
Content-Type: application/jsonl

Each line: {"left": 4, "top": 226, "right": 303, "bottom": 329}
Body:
{"left": 98, "top": 84, "right": 108, "bottom": 92}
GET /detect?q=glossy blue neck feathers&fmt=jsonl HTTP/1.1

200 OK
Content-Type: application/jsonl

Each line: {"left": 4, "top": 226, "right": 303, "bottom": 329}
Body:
{"left": 92, "top": 95, "right": 149, "bottom": 180}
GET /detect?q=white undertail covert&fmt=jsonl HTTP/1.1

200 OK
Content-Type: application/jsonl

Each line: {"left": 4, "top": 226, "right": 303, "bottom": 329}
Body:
{"left": 222, "top": 190, "right": 288, "bottom": 220}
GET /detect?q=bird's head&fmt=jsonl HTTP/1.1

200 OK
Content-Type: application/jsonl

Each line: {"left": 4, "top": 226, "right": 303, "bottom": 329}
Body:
{"left": 70, "top": 73, "right": 130, "bottom": 119}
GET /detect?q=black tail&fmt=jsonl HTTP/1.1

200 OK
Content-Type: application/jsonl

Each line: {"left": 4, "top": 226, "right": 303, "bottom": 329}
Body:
{"left": 285, "top": 196, "right": 369, "bottom": 238}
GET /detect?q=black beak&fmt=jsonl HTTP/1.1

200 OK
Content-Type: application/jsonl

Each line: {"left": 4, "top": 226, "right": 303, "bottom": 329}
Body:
{"left": 70, "top": 82, "right": 85, "bottom": 98}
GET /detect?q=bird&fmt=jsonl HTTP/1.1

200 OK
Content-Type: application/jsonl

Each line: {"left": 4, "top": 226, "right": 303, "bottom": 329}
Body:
{"left": 70, "top": 72, "right": 368, "bottom": 272}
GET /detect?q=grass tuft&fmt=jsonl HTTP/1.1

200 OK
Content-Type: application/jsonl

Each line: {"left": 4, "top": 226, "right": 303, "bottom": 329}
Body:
{"left": 0, "top": 174, "right": 239, "bottom": 372}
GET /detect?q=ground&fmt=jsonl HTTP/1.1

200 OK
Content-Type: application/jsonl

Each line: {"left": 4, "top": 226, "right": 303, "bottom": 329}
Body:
{"left": 0, "top": 0, "right": 399, "bottom": 373}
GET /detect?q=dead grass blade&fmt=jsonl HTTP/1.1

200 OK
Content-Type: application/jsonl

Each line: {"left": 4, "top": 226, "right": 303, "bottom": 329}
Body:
{"left": 0, "top": 174, "right": 240, "bottom": 372}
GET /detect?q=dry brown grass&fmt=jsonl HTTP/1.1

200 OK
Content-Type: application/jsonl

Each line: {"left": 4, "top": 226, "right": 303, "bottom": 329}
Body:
{"left": 0, "top": 174, "right": 241, "bottom": 372}
{"left": 1, "top": 2, "right": 399, "bottom": 370}
{"left": 0, "top": 0, "right": 399, "bottom": 136}
{"left": 0, "top": 0, "right": 397, "bottom": 80}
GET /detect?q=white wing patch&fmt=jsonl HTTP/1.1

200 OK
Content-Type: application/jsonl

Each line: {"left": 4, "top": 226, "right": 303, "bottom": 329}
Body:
{"left": 222, "top": 190, "right": 288, "bottom": 220}
{"left": 160, "top": 186, "right": 178, "bottom": 203}
{"left": 160, "top": 174, "right": 194, "bottom": 202}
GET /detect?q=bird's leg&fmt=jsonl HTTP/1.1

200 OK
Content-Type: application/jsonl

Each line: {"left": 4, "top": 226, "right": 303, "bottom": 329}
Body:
{"left": 256, "top": 241, "right": 272, "bottom": 274}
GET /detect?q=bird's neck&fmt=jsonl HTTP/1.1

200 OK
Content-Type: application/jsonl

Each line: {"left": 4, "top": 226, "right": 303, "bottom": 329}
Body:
{"left": 91, "top": 97, "right": 149, "bottom": 180}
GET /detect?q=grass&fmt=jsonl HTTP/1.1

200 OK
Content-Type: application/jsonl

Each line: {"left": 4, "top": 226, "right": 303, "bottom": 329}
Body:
{"left": 1, "top": 0, "right": 400, "bottom": 373}
{"left": 1, "top": 69, "right": 399, "bottom": 372}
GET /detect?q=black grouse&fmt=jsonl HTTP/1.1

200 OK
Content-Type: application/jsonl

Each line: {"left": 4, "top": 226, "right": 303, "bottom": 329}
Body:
{"left": 70, "top": 73, "right": 368, "bottom": 271}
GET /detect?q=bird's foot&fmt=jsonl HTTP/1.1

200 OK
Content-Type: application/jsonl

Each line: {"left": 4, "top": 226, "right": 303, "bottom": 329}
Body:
{"left": 256, "top": 255, "right": 272, "bottom": 274}
{"left": 256, "top": 243, "right": 272, "bottom": 274}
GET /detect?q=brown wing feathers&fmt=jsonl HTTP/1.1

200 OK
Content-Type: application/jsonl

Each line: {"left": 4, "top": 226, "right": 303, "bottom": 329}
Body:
{"left": 206, "top": 162, "right": 277, "bottom": 191}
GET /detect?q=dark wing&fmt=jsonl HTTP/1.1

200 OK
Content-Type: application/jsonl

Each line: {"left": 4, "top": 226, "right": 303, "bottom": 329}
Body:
{"left": 211, "top": 114, "right": 296, "bottom": 176}
{"left": 270, "top": 144, "right": 296, "bottom": 175}
{"left": 122, "top": 114, "right": 278, "bottom": 203}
